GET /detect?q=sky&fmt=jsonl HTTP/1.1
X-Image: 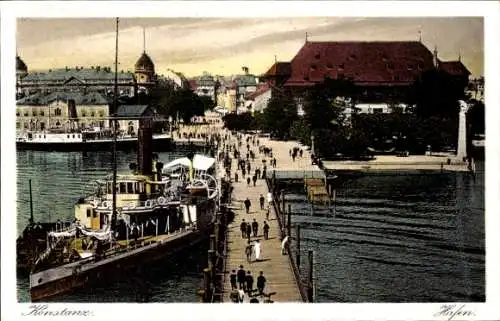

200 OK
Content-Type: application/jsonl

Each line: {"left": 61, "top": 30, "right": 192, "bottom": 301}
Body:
{"left": 17, "top": 17, "right": 483, "bottom": 78}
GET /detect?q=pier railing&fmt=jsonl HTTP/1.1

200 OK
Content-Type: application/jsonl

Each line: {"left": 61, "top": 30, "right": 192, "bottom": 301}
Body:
{"left": 266, "top": 177, "right": 310, "bottom": 302}
{"left": 266, "top": 169, "right": 325, "bottom": 180}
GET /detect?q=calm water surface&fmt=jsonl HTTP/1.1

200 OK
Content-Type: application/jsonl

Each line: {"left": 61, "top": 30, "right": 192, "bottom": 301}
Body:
{"left": 286, "top": 164, "right": 484, "bottom": 302}
{"left": 16, "top": 150, "right": 484, "bottom": 302}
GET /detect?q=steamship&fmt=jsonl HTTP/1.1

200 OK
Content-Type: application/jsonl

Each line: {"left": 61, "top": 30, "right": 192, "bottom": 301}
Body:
{"left": 28, "top": 152, "right": 219, "bottom": 301}
{"left": 16, "top": 128, "right": 173, "bottom": 151}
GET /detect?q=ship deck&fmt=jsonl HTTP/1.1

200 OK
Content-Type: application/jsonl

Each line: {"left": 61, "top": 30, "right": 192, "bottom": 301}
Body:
{"left": 30, "top": 229, "right": 194, "bottom": 289}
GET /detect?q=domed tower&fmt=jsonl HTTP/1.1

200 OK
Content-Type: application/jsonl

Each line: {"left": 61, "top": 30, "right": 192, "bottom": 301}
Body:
{"left": 16, "top": 55, "right": 28, "bottom": 82}
{"left": 134, "top": 28, "right": 155, "bottom": 87}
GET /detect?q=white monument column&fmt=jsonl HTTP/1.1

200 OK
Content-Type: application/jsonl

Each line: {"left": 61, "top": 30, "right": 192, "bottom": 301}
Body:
{"left": 457, "top": 100, "right": 469, "bottom": 160}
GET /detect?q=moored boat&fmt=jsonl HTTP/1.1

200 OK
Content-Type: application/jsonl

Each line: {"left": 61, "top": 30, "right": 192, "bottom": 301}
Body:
{"left": 29, "top": 153, "right": 219, "bottom": 301}
{"left": 16, "top": 128, "right": 173, "bottom": 151}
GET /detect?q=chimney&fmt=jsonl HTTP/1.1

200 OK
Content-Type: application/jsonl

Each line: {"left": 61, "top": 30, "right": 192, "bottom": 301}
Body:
{"left": 137, "top": 114, "right": 153, "bottom": 176}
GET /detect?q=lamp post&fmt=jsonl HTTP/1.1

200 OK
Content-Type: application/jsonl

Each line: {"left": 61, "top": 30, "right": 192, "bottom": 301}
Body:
{"left": 168, "top": 116, "right": 173, "bottom": 137}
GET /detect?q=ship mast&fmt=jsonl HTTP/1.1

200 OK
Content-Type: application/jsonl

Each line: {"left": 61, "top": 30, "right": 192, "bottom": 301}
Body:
{"left": 111, "top": 17, "right": 119, "bottom": 232}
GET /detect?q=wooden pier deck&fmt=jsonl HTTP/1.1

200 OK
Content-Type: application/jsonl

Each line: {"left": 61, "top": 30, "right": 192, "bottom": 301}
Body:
{"left": 221, "top": 134, "right": 320, "bottom": 302}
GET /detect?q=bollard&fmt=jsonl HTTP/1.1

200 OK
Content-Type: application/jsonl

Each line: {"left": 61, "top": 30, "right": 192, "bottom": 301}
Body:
{"left": 307, "top": 250, "right": 314, "bottom": 302}
{"left": 296, "top": 224, "right": 301, "bottom": 269}
{"left": 287, "top": 204, "right": 292, "bottom": 238}
{"left": 210, "top": 234, "right": 216, "bottom": 251}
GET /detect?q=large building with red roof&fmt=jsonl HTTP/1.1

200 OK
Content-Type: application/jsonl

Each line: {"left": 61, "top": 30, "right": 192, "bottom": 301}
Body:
{"left": 263, "top": 40, "right": 470, "bottom": 112}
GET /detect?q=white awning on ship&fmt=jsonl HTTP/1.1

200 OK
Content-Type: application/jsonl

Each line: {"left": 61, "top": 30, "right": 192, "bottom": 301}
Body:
{"left": 163, "top": 154, "right": 215, "bottom": 171}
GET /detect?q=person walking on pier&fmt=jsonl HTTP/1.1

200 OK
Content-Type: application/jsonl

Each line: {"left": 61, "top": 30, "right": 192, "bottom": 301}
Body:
{"left": 252, "top": 219, "right": 258, "bottom": 237}
{"left": 240, "top": 220, "right": 247, "bottom": 238}
{"left": 247, "top": 176, "right": 251, "bottom": 187}
{"left": 263, "top": 221, "right": 270, "bottom": 240}
{"left": 252, "top": 174, "right": 257, "bottom": 187}
{"left": 257, "top": 271, "right": 266, "bottom": 296}
{"left": 254, "top": 240, "right": 262, "bottom": 261}
{"left": 244, "top": 198, "right": 251, "bottom": 214}
{"left": 230, "top": 270, "right": 237, "bottom": 290}
{"left": 245, "top": 240, "right": 253, "bottom": 262}
{"left": 259, "top": 194, "right": 265, "bottom": 210}
{"left": 246, "top": 223, "right": 252, "bottom": 241}
{"left": 281, "top": 234, "right": 289, "bottom": 255}
{"left": 273, "top": 157, "right": 277, "bottom": 168}
{"left": 237, "top": 265, "right": 246, "bottom": 290}
{"left": 235, "top": 172, "right": 238, "bottom": 183}
{"left": 246, "top": 271, "right": 254, "bottom": 295}
{"left": 267, "top": 192, "right": 273, "bottom": 206}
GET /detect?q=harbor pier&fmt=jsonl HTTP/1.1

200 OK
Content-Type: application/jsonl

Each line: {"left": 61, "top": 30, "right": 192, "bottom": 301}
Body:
{"left": 219, "top": 133, "right": 321, "bottom": 302}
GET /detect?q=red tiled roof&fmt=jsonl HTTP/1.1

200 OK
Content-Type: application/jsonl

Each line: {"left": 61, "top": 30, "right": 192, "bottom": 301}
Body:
{"left": 245, "top": 83, "right": 270, "bottom": 100}
{"left": 439, "top": 61, "right": 471, "bottom": 77}
{"left": 264, "top": 62, "right": 292, "bottom": 77}
{"left": 284, "top": 41, "right": 436, "bottom": 87}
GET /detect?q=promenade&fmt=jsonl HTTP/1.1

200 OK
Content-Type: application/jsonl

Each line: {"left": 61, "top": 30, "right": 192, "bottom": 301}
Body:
{"left": 220, "top": 132, "right": 319, "bottom": 302}
{"left": 323, "top": 154, "right": 470, "bottom": 172}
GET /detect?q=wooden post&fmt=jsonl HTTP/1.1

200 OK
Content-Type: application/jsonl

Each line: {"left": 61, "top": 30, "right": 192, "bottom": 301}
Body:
{"left": 208, "top": 249, "right": 216, "bottom": 281}
{"left": 210, "top": 234, "right": 216, "bottom": 251}
{"left": 287, "top": 204, "right": 291, "bottom": 238}
{"left": 307, "top": 250, "right": 314, "bottom": 302}
{"left": 281, "top": 190, "right": 285, "bottom": 215}
{"left": 333, "top": 189, "right": 336, "bottom": 216}
{"left": 29, "top": 179, "right": 34, "bottom": 223}
{"left": 296, "top": 224, "right": 301, "bottom": 269}
{"left": 214, "top": 222, "right": 220, "bottom": 250}
{"left": 203, "top": 267, "right": 211, "bottom": 302}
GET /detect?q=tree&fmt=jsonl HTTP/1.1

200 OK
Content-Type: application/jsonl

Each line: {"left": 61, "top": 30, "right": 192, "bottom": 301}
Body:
{"left": 261, "top": 95, "right": 298, "bottom": 139}
{"left": 199, "top": 96, "right": 216, "bottom": 111}
{"left": 409, "top": 69, "right": 465, "bottom": 119}
{"left": 467, "top": 100, "right": 485, "bottom": 135}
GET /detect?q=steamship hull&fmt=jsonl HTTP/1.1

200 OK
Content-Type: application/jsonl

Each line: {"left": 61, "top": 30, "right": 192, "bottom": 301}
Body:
{"left": 16, "top": 136, "right": 173, "bottom": 151}
{"left": 30, "top": 229, "right": 207, "bottom": 302}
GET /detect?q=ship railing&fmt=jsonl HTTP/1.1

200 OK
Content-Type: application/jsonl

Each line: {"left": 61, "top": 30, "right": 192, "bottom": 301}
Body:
{"left": 94, "top": 196, "right": 181, "bottom": 211}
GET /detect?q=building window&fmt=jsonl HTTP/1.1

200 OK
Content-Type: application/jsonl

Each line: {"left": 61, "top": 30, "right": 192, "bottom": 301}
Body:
{"left": 81, "top": 111, "right": 86, "bottom": 117}
{"left": 32, "top": 110, "right": 38, "bottom": 116}
{"left": 24, "top": 123, "right": 29, "bottom": 129}
{"left": 91, "top": 111, "right": 95, "bottom": 117}
{"left": 99, "top": 111, "right": 104, "bottom": 117}
{"left": 24, "top": 111, "right": 29, "bottom": 117}
{"left": 16, "top": 110, "right": 20, "bottom": 116}
{"left": 86, "top": 208, "right": 91, "bottom": 218}
{"left": 40, "top": 111, "right": 45, "bottom": 116}
{"left": 16, "top": 122, "right": 20, "bottom": 129}
{"left": 54, "top": 108, "right": 62, "bottom": 116}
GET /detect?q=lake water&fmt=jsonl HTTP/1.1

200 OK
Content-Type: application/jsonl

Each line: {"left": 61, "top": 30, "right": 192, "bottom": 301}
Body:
{"left": 16, "top": 150, "right": 484, "bottom": 302}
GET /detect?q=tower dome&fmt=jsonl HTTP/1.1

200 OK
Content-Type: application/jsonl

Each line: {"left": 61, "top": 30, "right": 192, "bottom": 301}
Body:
{"left": 16, "top": 55, "right": 28, "bottom": 73}
{"left": 134, "top": 52, "right": 155, "bottom": 73}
